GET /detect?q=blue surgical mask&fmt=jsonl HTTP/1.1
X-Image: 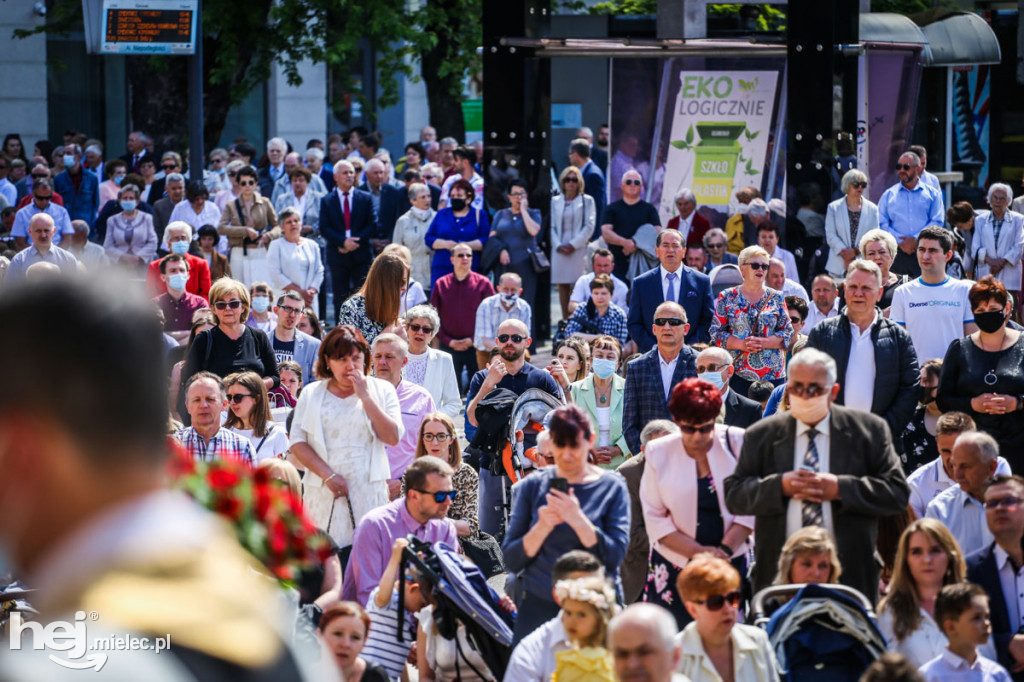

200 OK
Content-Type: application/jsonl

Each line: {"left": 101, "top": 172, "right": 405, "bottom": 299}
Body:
{"left": 63, "top": 154, "right": 76, "bottom": 168}
{"left": 252, "top": 296, "right": 270, "bottom": 313}
{"left": 167, "top": 273, "right": 189, "bottom": 291}
{"left": 592, "top": 358, "right": 617, "bottom": 379}
{"left": 120, "top": 200, "right": 136, "bottom": 212}
{"left": 113, "top": 175, "right": 125, "bottom": 186}
{"left": 171, "top": 240, "right": 190, "bottom": 255}
{"left": 698, "top": 371, "right": 726, "bottom": 391}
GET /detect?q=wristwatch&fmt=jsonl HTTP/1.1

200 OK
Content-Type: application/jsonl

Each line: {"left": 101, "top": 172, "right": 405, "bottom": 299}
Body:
{"left": 1016, "top": 395, "right": 1024, "bottom": 411}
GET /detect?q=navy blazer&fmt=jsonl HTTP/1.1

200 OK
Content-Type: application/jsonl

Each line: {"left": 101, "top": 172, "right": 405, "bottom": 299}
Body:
{"left": 320, "top": 188, "right": 378, "bottom": 266}
{"left": 622, "top": 345, "right": 698, "bottom": 455}
{"left": 627, "top": 265, "right": 714, "bottom": 352}
{"left": 967, "top": 543, "right": 1024, "bottom": 680}
{"left": 724, "top": 389, "right": 762, "bottom": 428}
{"left": 359, "top": 181, "right": 403, "bottom": 240}
{"left": 581, "top": 160, "right": 606, "bottom": 236}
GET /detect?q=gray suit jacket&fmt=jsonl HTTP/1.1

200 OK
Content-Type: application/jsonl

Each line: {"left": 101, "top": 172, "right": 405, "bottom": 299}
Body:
{"left": 723, "top": 405, "right": 908, "bottom": 603}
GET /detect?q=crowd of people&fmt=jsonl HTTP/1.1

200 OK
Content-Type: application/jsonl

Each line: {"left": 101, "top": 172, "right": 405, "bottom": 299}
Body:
{"left": 4, "top": 123, "right": 1024, "bottom": 682}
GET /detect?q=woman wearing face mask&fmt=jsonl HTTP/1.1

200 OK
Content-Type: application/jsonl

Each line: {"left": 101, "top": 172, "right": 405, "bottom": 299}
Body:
{"left": 245, "top": 281, "right": 278, "bottom": 334}
{"left": 103, "top": 183, "right": 157, "bottom": 269}
{"left": 392, "top": 183, "right": 435, "bottom": 288}
{"left": 937, "top": 276, "right": 1024, "bottom": 471}
{"left": 424, "top": 179, "right": 489, "bottom": 287}
{"left": 489, "top": 179, "right": 543, "bottom": 318}
{"left": 99, "top": 159, "right": 127, "bottom": 206}
{"left": 569, "top": 335, "right": 630, "bottom": 469}
{"left": 900, "top": 359, "right": 943, "bottom": 475}
{"left": 640, "top": 378, "right": 753, "bottom": 629}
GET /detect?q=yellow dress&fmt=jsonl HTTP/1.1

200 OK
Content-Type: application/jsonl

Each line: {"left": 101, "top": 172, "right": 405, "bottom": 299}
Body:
{"left": 551, "top": 647, "right": 616, "bottom": 682}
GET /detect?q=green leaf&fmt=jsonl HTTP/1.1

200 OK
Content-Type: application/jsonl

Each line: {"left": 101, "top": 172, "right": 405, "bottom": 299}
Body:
{"left": 685, "top": 124, "right": 695, "bottom": 145}
{"left": 748, "top": 130, "right": 761, "bottom": 140}
{"left": 670, "top": 140, "right": 691, "bottom": 150}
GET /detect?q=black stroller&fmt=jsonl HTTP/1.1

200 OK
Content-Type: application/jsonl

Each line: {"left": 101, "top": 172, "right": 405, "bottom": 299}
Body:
{"left": 398, "top": 537, "right": 515, "bottom": 680}
{"left": 751, "top": 583, "right": 887, "bottom": 682}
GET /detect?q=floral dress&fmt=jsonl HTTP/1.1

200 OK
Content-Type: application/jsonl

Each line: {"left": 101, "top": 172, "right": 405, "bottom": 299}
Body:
{"left": 900, "top": 404, "right": 938, "bottom": 475}
{"left": 338, "top": 293, "right": 386, "bottom": 345}
{"left": 710, "top": 286, "right": 794, "bottom": 382}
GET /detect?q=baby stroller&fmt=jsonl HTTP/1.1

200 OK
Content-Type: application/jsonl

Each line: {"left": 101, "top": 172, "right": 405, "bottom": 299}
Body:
{"left": 398, "top": 537, "right": 515, "bottom": 680}
{"left": 751, "top": 583, "right": 887, "bottom": 682}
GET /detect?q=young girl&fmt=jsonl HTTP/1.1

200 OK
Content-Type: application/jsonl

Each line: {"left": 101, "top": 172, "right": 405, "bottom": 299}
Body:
{"left": 278, "top": 359, "right": 304, "bottom": 398}
{"left": 552, "top": 577, "right": 618, "bottom": 682}
{"left": 223, "top": 371, "right": 290, "bottom": 462}
{"left": 246, "top": 281, "right": 278, "bottom": 334}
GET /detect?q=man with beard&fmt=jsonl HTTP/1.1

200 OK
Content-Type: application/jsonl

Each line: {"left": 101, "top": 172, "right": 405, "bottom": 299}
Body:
{"left": 466, "top": 318, "right": 559, "bottom": 537}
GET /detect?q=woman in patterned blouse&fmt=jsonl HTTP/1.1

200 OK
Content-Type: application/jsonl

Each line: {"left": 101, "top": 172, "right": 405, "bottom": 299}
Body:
{"left": 338, "top": 252, "right": 408, "bottom": 346}
{"left": 710, "top": 245, "right": 794, "bottom": 397}
{"left": 408, "top": 411, "right": 479, "bottom": 537}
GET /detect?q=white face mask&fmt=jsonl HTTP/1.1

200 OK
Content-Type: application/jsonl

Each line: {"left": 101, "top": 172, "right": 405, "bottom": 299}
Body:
{"left": 788, "top": 392, "right": 831, "bottom": 425}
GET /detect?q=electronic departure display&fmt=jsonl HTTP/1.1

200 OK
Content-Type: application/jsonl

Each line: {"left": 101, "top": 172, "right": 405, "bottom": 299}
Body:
{"left": 100, "top": 0, "right": 197, "bottom": 54}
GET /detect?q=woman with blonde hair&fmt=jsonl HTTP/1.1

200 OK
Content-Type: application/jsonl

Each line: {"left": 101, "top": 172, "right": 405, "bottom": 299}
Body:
{"left": 257, "top": 458, "right": 303, "bottom": 498}
{"left": 338, "top": 251, "right": 409, "bottom": 345}
{"left": 773, "top": 526, "right": 843, "bottom": 586}
{"left": 223, "top": 371, "right": 290, "bottom": 462}
{"left": 551, "top": 165, "right": 596, "bottom": 319}
{"left": 408, "top": 412, "right": 478, "bottom": 537}
{"left": 877, "top": 518, "right": 967, "bottom": 667}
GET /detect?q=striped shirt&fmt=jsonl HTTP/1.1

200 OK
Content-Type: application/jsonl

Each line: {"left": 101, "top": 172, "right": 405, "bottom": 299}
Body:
{"left": 362, "top": 587, "right": 414, "bottom": 680}
{"left": 473, "top": 293, "right": 533, "bottom": 350}
{"left": 175, "top": 426, "right": 256, "bottom": 468}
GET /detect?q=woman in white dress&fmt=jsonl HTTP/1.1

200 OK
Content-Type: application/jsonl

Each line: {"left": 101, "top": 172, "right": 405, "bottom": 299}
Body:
{"left": 266, "top": 207, "right": 324, "bottom": 315}
{"left": 288, "top": 325, "right": 403, "bottom": 548}
{"left": 393, "top": 183, "right": 436, "bottom": 290}
{"left": 972, "top": 182, "right": 1024, "bottom": 308}
{"left": 550, "top": 166, "right": 596, "bottom": 319}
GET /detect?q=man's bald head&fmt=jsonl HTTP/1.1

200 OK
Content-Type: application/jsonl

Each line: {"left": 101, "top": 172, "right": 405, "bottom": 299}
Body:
{"left": 608, "top": 604, "right": 681, "bottom": 682}
{"left": 28, "top": 213, "right": 56, "bottom": 249}
{"left": 25, "top": 262, "right": 61, "bottom": 280}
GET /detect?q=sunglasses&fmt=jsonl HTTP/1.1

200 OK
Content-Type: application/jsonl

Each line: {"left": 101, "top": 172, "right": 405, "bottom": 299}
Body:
{"left": 413, "top": 489, "right": 458, "bottom": 503}
{"left": 789, "top": 317, "right": 803, "bottom": 325}
{"left": 985, "top": 495, "right": 1023, "bottom": 510}
{"left": 695, "top": 365, "right": 726, "bottom": 374}
{"left": 214, "top": 300, "right": 242, "bottom": 310}
{"left": 679, "top": 422, "right": 715, "bottom": 435}
{"left": 408, "top": 323, "right": 434, "bottom": 334}
{"left": 453, "top": 253, "right": 473, "bottom": 259}
{"left": 896, "top": 164, "right": 915, "bottom": 171}
{"left": 422, "top": 432, "right": 452, "bottom": 442}
{"left": 653, "top": 318, "right": 685, "bottom": 327}
{"left": 694, "top": 590, "right": 742, "bottom": 611}
{"left": 33, "top": 195, "right": 51, "bottom": 202}
{"left": 789, "top": 383, "right": 830, "bottom": 398}
{"left": 32, "top": 174, "right": 49, "bottom": 180}
{"left": 563, "top": 176, "right": 579, "bottom": 183}
{"left": 623, "top": 179, "right": 641, "bottom": 186}
{"left": 497, "top": 334, "right": 525, "bottom": 343}
{"left": 745, "top": 262, "right": 770, "bottom": 271}
{"left": 707, "top": 242, "right": 725, "bottom": 249}
{"left": 227, "top": 393, "right": 254, "bottom": 404}
{"left": 850, "top": 181, "right": 867, "bottom": 189}
{"left": 162, "top": 165, "right": 177, "bottom": 171}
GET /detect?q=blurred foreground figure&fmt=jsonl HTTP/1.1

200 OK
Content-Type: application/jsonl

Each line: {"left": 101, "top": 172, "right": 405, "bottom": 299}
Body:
{"left": 0, "top": 273, "right": 318, "bottom": 680}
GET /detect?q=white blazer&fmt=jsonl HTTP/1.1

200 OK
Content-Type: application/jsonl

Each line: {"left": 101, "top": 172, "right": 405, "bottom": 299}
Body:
{"left": 972, "top": 209, "right": 1024, "bottom": 289}
{"left": 677, "top": 622, "right": 779, "bottom": 682}
{"left": 550, "top": 193, "right": 596, "bottom": 250}
{"left": 415, "top": 347, "right": 462, "bottom": 420}
{"left": 824, "top": 196, "right": 879, "bottom": 278}
{"left": 640, "top": 425, "right": 754, "bottom": 569}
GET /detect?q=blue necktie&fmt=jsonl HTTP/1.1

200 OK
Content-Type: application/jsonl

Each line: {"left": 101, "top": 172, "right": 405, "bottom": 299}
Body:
{"left": 801, "top": 429, "right": 823, "bottom": 528}
{"left": 666, "top": 272, "right": 677, "bottom": 303}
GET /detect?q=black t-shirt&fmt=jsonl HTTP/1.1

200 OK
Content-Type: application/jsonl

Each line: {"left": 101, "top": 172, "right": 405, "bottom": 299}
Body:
{"left": 273, "top": 336, "right": 295, "bottom": 366}
{"left": 600, "top": 199, "right": 661, "bottom": 276}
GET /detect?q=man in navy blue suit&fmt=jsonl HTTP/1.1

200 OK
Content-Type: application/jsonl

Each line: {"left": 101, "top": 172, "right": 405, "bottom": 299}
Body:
{"left": 359, "top": 158, "right": 402, "bottom": 253}
{"left": 320, "top": 159, "right": 378, "bottom": 323}
{"left": 569, "top": 139, "right": 605, "bottom": 237}
{"left": 627, "top": 228, "right": 714, "bottom": 352}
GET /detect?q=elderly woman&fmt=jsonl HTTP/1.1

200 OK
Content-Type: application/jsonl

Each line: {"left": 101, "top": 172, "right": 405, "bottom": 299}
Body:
{"left": 338, "top": 252, "right": 408, "bottom": 345}
{"left": 170, "top": 180, "right": 222, "bottom": 239}
{"left": 289, "top": 325, "right": 402, "bottom": 548}
{"left": 569, "top": 335, "right": 630, "bottom": 469}
{"left": 490, "top": 179, "right": 544, "bottom": 313}
{"left": 640, "top": 378, "right": 753, "bottom": 629}
{"left": 900, "top": 359, "right": 943, "bottom": 474}
{"left": 425, "top": 178, "right": 489, "bottom": 286}
{"left": 877, "top": 519, "right": 966, "bottom": 668}
{"left": 103, "top": 183, "right": 157, "bottom": 268}
{"left": 562, "top": 274, "right": 629, "bottom": 347}
{"left": 677, "top": 555, "right": 779, "bottom": 682}
{"left": 666, "top": 188, "right": 710, "bottom": 247}
{"left": 218, "top": 165, "right": 280, "bottom": 286}
{"left": 99, "top": 158, "right": 127, "bottom": 206}
{"left": 502, "top": 404, "right": 629, "bottom": 644}
{"left": 855, "top": 229, "right": 907, "bottom": 314}
{"left": 393, "top": 182, "right": 435, "bottom": 288}
{"left": 551, "top": 166, "right": 597, "bottom": 319}
{"left": 710, "top": 245, "right": 794, "bottom": 396}
{"left": 267, "top": 206, "right": 324, "bottom": 313}
{"left": 403, "top": 304, "right": 461, "bottom": 419}
{"left": 409, "top": 412, "right": 479, "bottom": 537}
{"left": 937, "top": 276, "right": 1024, "bottom": 470}
{"left": 824, "top": 168, "right": 879, "bottom": 279}
{"left": 971, "top": 183, "right": 1024, "bottom": 306}
{"left": 273, "top": 166, "right": 323, "bottom": 235}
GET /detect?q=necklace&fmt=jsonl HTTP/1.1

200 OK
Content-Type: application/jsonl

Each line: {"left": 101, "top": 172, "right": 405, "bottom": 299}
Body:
{"left": 595, "top": 382, "right": 611, "bottom": 404}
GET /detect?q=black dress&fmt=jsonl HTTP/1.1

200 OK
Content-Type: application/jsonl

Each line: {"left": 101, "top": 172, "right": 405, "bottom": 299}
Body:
{"left": 900, "top": 405, "right": 939, "bottom": 475}
{"left": 937, "top": 334, "right": 1024, "bottom": 471}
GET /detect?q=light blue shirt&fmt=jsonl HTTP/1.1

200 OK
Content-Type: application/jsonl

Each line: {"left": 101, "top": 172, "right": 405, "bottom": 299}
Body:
{"left": 925, "top": 484, "right": 993, "bottom": 557}
{"left": 6, "top": 244, "right": 80, "bottom": 282}
{"left": 877, "top": 181, "right": 944, "bottom": 240}
{"left": 919, "top": 648, "right": 1011, "bottom": 682}
{"left": 11, "top": 202, "right": 75, "bottom": 245}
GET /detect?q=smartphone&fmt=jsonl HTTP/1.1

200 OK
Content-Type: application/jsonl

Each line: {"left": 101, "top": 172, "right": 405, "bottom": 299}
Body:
{"left": 550, "top": 477, "right": 570, "bottom": 494}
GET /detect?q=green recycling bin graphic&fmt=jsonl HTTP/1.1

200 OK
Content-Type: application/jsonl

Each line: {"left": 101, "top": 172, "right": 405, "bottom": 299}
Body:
{"left": 692, "top": 122, "right": 745, "bottom": 206}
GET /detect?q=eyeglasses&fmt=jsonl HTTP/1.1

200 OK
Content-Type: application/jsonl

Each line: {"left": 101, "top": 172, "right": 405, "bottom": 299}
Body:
{"left": 653, "top": 318, "right": 685, "bottom": 327}
{"left": 788, "top": 383, "right": 831, "bottom": 398}
{"left": 226, "top": 393, "right": 254, "bottom": 404}
{"left": 214, "top": 300, "right": 242, "bottom": 310}
{"left": 239, "top": 180, "right": 256, "bottom": 187}
{"left": 278, "top": 305, "right": 303, "bottom": 315}
{"left": 623, "top": 179, "right": 641, "bottom": 186}
{"left": 693, "top": 590, "right": 742, "bottom": 611}
{"left": 563, "top": 176, "right": 579, "bottom": 183}
{"left": 707, "top": 242, "right": 725, "bottom": 249}
{"left": 695, "top": 364, "right": 726, "bottom": 373}
{"left": 453, "top": 253, "right": 473, "bottom": 259}
{"left": 422, "top": 433, "right": 452, "bottom": 442}
{"left": 985, "top": 496, "right": 1023, "bottom": 510}
{"left": 850, "top": 182, "right": 867, "bottom": 189}
{"left": 896, "top": 164, "right": 915, "bottom": 171}
{"left": 408, "top": 323, "right": 434, "bottom": 334}
{"left": 744, "top": 262, "right": 769, "bottom": 271}
{"left": 413, "top": 489, "right": 458, "bottom": 503}
{"left": 497, "top": 333, "right": 525, "bottom": 343}
{"left": 509, "top": 192, "right": 527, "bottom": 198}
{"left": 679, "top": 422, "right": 715, "bottom": 435}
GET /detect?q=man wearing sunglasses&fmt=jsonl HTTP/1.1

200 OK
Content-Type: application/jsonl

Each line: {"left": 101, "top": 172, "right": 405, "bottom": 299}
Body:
{"left": 270, "top": 290, "right": 321, "bottom": 383}
{"left": 696, "top": 346, "right": 761, "bottom": 428}
{"left": 724, "top": 348, "right": 909, "bottom": 604}
{"left": 600, "top": 169, "right": 662, "bottom": 282}
{"left": 878, "top": 151, "right": 944, "bottom": 278}
{"left": 968, "top": 474, "right": 1024, "bottom": 676}
{"left": 344, "top": 456, "right": 458, "bottom": 604}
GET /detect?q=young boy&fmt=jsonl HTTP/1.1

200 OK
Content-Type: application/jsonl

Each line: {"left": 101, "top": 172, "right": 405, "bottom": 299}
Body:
{"left": 360, "top": 538, "right": 427, "bottom": 680}
{"left": 919, "top": 582, "right": 1012, "bottom": 681}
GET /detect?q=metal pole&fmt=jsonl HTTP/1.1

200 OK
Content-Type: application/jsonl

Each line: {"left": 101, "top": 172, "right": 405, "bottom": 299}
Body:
{"left": 188, "top": 0, "right": 204, "bottom": 183}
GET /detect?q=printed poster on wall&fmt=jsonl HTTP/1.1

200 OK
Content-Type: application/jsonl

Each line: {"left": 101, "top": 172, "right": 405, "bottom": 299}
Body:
{"left": 657, "top": 71, "right": 779, "bottom": 225}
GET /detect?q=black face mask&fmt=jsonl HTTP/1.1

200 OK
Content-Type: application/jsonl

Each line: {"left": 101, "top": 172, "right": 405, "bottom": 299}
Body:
{"left": 920, "top": 386, "right": 937, "bottom": 405}
{"left": 975, "top": 310, "right": 1007, "bottom": 334}
{"left": 450, "top": 198, "right": 467, "bottom": 212}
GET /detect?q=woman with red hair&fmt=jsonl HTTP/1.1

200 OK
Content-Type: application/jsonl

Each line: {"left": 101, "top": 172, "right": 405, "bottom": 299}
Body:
{"left": 639, "top": 377, "right": 754, "bottom": 628}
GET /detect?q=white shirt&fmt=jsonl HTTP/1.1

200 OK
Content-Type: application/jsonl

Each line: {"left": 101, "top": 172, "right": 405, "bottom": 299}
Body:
{"left": 770, "top": 246, "right": 800, "bottom": 286}
{"left": 661, "top": 264, "right": 685, "bottom": 302}
{"left": 804, "top": 298, "right": 840, "bottom": 330}
{"left": 659, "top": 350, "right": 679, "bottom": 399}
{"left": 780, "top": 278, "right": 809, "bottom": 301}
{"left": 66, "top": 240, "right": 109, "bottom": 270}
{"left": 919, "top": 648, "right": 1011, "bottom": 682}
{"left": 570, "top": 271, "right": 629, "bottom": 310}
{"left": 503, "top": 616, "right": 573, "bottom": 682}
{"left": 995, "top": 544, "right": 1024, "bottom": 633}
{"left": 786, "top": 414, "right": 834, "bottom": 537}
{"left": 165, "top": 200, "right": 223, "bottom": 249}
{"left": 227, "top": 424, "right": 290, "bottom": 463}
{"left": 925, "top": 485, "right": 993, "bottom": 557}
{"left": 844, "top": 312, "right": 878, "bottom": 412}
{"left": 677, "top": 212, "right": 694, "bottom": 242}
{"left": 890, "top": 276, "right": 975, "bottom": 362}
{"left": 439, "top": 172, "right": 485, "bottom": 211}
{"left": 908, "top": 455, "right": 1012, "bottom": 517}
{"left": 878, "top": 606, "right": 947, "bottom": 669}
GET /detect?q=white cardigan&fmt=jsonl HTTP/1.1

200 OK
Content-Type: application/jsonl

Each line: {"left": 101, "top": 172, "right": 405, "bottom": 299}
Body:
{"left": 410, "top": 347, "right": 462, "bottom": 420}
{"left": 972, "top": 209, "right": 1024, "bottom": 289}
{"left": 824, "top": 196, "right": 880, "bottom": 278}
{"left": 677, "top": 622, "right": 779, "bottom": 682}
